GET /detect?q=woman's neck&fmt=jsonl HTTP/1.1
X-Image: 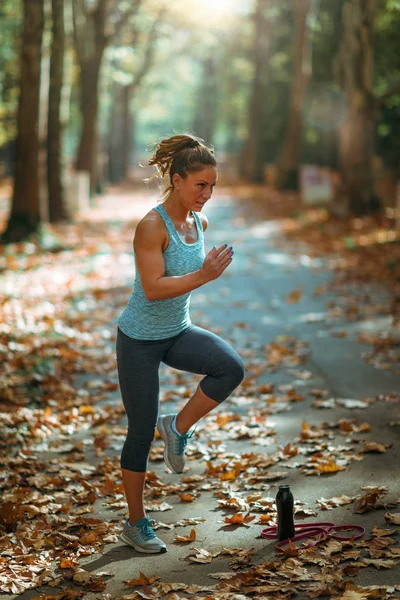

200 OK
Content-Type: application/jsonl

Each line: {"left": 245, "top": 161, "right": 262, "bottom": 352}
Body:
{"left": 163, "top": 192, "right": 191, "bottom": 222}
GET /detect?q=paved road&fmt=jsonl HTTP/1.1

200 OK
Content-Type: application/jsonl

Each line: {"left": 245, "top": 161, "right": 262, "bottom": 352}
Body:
{"left": 9, "top": 192, "right": 399, "bottom": 599}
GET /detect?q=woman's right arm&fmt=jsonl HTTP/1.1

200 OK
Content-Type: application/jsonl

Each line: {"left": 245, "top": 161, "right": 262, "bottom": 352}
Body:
{"left": 134, "top": 218, "right": 232, "bottom": 301}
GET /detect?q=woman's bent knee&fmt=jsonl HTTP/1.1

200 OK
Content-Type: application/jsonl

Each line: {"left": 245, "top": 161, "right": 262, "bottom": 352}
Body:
{"left": 121, "top": 434, "right": 153, "bottom": 472}
{"left": 202, "top": 354, "right": 245, "bottom": 403}
{"left": 229, "top": 355, "right": 245, "bottom": 389}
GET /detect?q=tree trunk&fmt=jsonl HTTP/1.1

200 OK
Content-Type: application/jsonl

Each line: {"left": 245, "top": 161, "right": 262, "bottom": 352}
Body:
{"left": 108, "top": 82, "right": 125, "bottom": 183}
{"left": 336, "top": 0, "right": 379, "bottom": 216}
{"left": 72, "top": 0, "right": 108, "bottom": 194}
{"left": 48, "top": 0, "right": 67, "bottom": 222}
{"left": 75, "top": 55, "right": 102, "bottom": 191}
{"left": 276, "top": 0, "right": 311, "bottom": 189}
{"left": 241, "top": 0, "right": 274, "bottom": 182}
{"left": 72, "top": 0, "right": 147, "bottom": 190}
{"left": 192, "top": 56, "right": 218, "bottom": 146}
{"left": 38, "top": 0, "right": 52, "bottom": 223}
{"left": 122, "top": 85, "right": 132, "bottom": 178}
{"left": 1, "top": 0, "right": 44, "bottom": 243}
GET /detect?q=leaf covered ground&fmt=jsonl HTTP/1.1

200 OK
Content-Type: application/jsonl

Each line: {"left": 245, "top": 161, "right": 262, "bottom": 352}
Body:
{"left": 0, "top": 184, "right": 399, "bottom": 599}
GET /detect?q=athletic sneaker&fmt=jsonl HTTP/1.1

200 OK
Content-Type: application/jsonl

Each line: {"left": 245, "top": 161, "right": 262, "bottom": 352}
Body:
{"left": 157, "top": 413, "right": 193, "bottom": 474}
{"left": 119, "top": 517, "right": 167, "bottom": 553}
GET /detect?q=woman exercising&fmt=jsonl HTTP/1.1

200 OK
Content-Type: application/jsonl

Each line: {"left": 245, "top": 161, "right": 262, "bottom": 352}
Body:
{"left": 116, "top": 134, "right": 245, "bottom": 553}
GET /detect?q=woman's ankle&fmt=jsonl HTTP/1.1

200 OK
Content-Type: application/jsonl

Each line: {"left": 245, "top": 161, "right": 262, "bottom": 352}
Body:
{"left": 128, "top": 513, "right": 146, "bottom": 526}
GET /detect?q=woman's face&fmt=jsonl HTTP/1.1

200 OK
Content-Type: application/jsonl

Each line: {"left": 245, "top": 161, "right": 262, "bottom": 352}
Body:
{"left": 174, "top": 166, "right": 217, "bottom": 212}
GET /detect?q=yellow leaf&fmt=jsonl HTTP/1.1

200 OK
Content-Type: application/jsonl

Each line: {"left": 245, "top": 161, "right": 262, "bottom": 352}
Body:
{"left": 174, "top": 529, "right": 196, "bottom": 543}
{"left": 315, "top": 460, "right": 345, "bottom": 473}
{"left": 220, "top": 469, "right": 237, "bottom": 481}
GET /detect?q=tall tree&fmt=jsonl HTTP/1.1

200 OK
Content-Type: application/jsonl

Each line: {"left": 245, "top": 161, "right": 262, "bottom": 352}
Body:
{"left": 336, "top": 0, "right": 378, "bottom": 215}
{"left": 276, "top": 0, "right": 312, "bottom": 189}
{"left": 192, "top": 55, "right": 218, "bottom": 146}
{"left": 108, "top": 11, "right": 162, "bottom": 182}
{"left": 0, "top": 1, "right": 21, "bottom": 176}
{"left": 72, "top": 0, "right": 142, "bottom": 192}
{"left": 47, "top": 0, "right": 68, "bottom": 222}
{"left": 1, "top": 0, "right": 44, "bottom": 243}
{"left": 241, "top": 0, "right": 274, "bottom": 182}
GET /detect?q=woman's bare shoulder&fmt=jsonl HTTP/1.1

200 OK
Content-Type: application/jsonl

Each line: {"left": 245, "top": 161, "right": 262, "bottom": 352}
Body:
{"left": 134, "top": 209, "right": 166, "bottom": 248}
{"left": 198, "top": 212, "right": 208, "bottom": 231}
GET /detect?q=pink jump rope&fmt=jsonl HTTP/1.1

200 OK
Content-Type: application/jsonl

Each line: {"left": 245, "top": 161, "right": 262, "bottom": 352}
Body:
{"left": 263, "top": 484, "right": 365, "bottom": 551}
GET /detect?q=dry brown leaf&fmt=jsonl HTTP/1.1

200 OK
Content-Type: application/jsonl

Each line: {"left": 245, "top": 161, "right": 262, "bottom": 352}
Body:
{"left": 178, "top": 493, "right": 197, "bottom": 502}
{"left": 59, "top": 557, "right": 77, "bottom": 569}
{"left": 334, "top": 582, "right": 375, "bottom": 599}
{"left": 281, "top": 443, "right": 299, "bottom": 457}
{"left": 173, "top": 529, "right": 196, "bottom": 543}
{"left": 124, "top": 572, "right": 160, "bottom": 587}
{"left": 258, "top": 514, "right": 274, "bottom": 524}
{"left": 338, "top": 419, "right": 372, "bottom": 433}
{"left": 371, "top": 526, "right": 396, "bottom": 536}
{"left": 316, "top": 494, "right": 355, "bottom": 510}
{"left": 361, "top": 558, "right": 397, "bottom": 569}
{"left": 354, "top": 490, "right": 387, "bottom": 513}
{"left": 361, "top": 441, "right": 392, "bottom": 453}
{"left": 384, "top": 512, "right": 400, "bottom": 525}
{"left": 79, "top": 532, "right": 97, "bottom": 545}
{"left": 279, "top": 538, "right": 300, "bottom": 556}
{"left": 187, "top": 547, "right": 215, "bottom": 563}
{"left": 287, "top": 288, "right": 302, "bottom": 304}
{"left": 224, "top": 513, "right": 256, "bottom": 526}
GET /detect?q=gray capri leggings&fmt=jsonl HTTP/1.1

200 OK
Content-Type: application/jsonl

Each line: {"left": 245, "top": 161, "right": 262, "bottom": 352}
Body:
{"left": 116, "top": 324, "right": 245, "bottom": 472}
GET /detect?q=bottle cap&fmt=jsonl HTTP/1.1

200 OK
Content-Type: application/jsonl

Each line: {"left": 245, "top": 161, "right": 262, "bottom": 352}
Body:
{"left": 279, "top": 484, "right": 290, "bottom": 489}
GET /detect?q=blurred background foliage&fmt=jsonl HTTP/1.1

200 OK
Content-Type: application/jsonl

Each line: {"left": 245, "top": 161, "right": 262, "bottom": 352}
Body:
{"left": 0, "top": 0, "right": 399, "bottom": 241}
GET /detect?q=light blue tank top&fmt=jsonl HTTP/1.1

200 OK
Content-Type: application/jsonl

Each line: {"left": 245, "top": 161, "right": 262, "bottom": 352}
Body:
{"left": 117, "top": 204, "right": 205, "bottom": 340}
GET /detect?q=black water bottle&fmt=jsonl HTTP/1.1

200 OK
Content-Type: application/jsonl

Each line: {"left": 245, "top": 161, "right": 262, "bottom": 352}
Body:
{"left": 276, "top": 484, "right": 295, "bottom": 541}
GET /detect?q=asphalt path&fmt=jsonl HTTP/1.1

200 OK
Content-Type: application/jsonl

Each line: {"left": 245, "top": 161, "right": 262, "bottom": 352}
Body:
{"left": 7, "top": 191, "right": 399, "bottom": 599}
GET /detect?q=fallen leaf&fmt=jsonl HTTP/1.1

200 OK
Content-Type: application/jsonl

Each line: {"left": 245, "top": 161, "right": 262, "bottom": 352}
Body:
{"left": 59, "top": 558, "right": 77, "bottom": 569}
{"left": 224, "top": 513, "right": 255, "bottom": 526}
{"left": 361, "top": 442, "right": 392, "bottom": 453}
{"left": 334, "top": 581, "right": 376, "bottom": 599}
{"left": 287, "top": 288, "right": 302, "bottom": 303}
{"left": 174, "top": 529, "right": 196, "bottom": 543}
{"left": 316, "top": 495, "right": 355, "bottom": 510}
{"left": 187, "top": 547, "right": 215, "bottom": 563}
{"left": 315, "top": 460, "right": 346, "bottom": 473}
{"left": 384, "top": 512, "right": 400, "bottom": 525}
{"left": 124, "top": 572, "right": 160, "bottom": 587}
{"left": 178, "top": 493, "right": 197, "bottom": 502}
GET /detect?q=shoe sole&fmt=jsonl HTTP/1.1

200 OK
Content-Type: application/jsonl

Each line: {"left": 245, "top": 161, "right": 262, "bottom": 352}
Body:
{"left": 119, "top": 533, "right": 167, "bottom": 553}
{"left": 157, "top": 417, "right": 183, "bottom": 474}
